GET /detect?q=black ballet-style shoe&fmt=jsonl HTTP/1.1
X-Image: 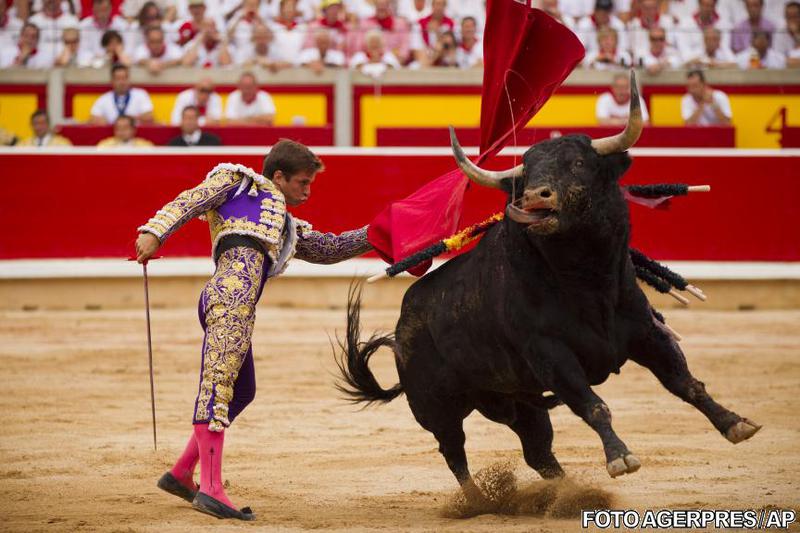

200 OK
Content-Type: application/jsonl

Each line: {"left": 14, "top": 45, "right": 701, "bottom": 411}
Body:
{"left": 191, "top": 491, "right": 256, "bottom": 521}
{"left": 156, "top": 472, "right": 198, "bottom": 503}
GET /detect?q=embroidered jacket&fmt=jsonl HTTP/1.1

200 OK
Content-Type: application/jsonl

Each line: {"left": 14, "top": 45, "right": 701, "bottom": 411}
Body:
{"left": 138, "top": 163, "right": 371, "bottom": 274}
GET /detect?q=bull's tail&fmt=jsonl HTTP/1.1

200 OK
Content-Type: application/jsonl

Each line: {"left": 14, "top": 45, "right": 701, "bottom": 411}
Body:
{"left": 334, "top": 283, "right": 404, "bottom": 406}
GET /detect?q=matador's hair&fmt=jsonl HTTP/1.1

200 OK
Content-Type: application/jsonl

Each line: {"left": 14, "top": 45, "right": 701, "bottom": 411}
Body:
{"left": 262, "top": 139, "right": 324, "bottom": 180}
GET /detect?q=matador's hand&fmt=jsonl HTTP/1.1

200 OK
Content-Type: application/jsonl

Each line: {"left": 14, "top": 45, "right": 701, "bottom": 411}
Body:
{"left": 136, "top": 233, "right": 161, "bottom": 264}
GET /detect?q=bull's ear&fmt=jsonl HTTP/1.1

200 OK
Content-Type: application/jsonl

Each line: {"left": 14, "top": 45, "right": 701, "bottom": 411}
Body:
{"left": 601, "top": 153, "right": 632, "bottom": 182}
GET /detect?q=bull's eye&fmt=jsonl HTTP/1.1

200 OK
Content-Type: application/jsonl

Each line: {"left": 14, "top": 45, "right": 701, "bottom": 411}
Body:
{"left": 572, "top": 159, "right": 584, "bottom": 173}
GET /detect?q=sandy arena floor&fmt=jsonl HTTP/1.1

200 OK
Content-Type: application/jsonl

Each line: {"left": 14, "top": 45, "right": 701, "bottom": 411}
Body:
{"left": 1, "top": 304, "right": 798, "bottom": 532}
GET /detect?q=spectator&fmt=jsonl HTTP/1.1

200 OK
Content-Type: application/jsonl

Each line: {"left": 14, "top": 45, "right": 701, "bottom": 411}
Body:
{"left": 541, "top": 0, "right": 575, "bottom": 27}
{"left": 79, "top": 0, "right": 129, "bottom": 61}
{"left": 397, "top": 0, "right": 431, "bottom": 23}
{"left": 575, "top": 0, "right": 629, "bottom": 55}
{"left": 17, "top": 110, "right": 72, "bottom": 147}
{"left": 426, "top": 29, "right": 458, "bottom": 66}
{"left": 411, "top": 0, "right": 455, "bottom": 65}
{"left": 350, "top": 29, "right": 401, "bottom": 76}
{"left": 134, "top": 26, "right": 184, "bottom": 73}
{"left": 788, "top": 23, "right": 800, "bottom": 66}
{"left": 127, "top": 1, "right": 167, "bottom": 54}
{"left": 774, "top": 1, "right": 800, "bottom": 55}
{"left": 685, "top": 26, "right": 737, "bottom": 66}
{"left": 596, "top": 72, "right": 651, "bottom": 125}
{"left": 298, "top": 28, "right": 346, "bottom": 72}
{"left": 559, "top": 0, "right": 595, "bottom": 20}
{"left": 167, "top": 106, "right": 222, "bottom": 146}
{"left": 54, "top": 27, "right": 93, "bottom": 66}
{"left": 227, "top": 0, "right": 266, "bottom": 51}
{"left": 629, "top": 0, "right": 678, "bottom": 58}
{"left": 638, "top": 26, "right": 682, "bottom": 73}
{"left": 172, "top": 0, "right": 224, "bottom": 46}
{"left": 681, "top": 69, "right": 732, "bottom": 125}
{"left": 0, "top": 0, "right": 26, "bottom": 50}
{"left": 92, "top": 29, "right": 133, "bottom": 68}
{"left": 89, "top": 64, "right": 154, "bottom": 125}
{"left": 0, "top": 23, "right": 56, "bottom": 68}
{"left": 583, "top": 27, "right": 632, "bottom": 69}
{"left": 97, "top": 115, "right": 154, "bottom": 147}
{"left": 357, "top": 0, "right": 411, "bottom": 64}
{"left": 676, "top": 0, "right": 732, "bottom": 60}
{"left": 170, "top": 78, "right": 223, "bottom": 125}
{"left": 304, "top": 0, "right": 348, "bottom": 51}
{"left": 268, "top": 0, "right": 307, "bottom": 62}
{"left": 235, "top": 22, "right": 291, "bottom": 70}
{"left": 731, "top": 0, "right": 776, "bottom": 52}
{"left": 28, "top": 0, "right": 79, "bottom": 48}
{"left": 224, "top": 71, "right": 276, "bottom": 125}
{"left": 182, "top": 18, "right": 232, "bottom": 67}
{"left": 718, "top": 0, "right": 747, "bottom": 27}
{"left": 456, "top": 16, "right": 482, "bottom": 68}
{"left": 735, "top": 28, "right": 787, "bottom": 66}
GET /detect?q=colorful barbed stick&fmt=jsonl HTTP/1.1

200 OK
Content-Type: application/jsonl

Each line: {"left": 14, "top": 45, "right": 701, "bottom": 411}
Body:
{"left": 367, "top": 212, "right": 504, "bottom": 283}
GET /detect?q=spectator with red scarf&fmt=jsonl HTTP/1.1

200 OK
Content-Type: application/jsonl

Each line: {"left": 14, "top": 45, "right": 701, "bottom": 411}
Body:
{"left": 0, "top": 22, "right": 56, "bottom": 68}
{"left": 133, "top": 25, "right": 184, "bottom": 73}
{"left": 410, "top": 0, "right": 454, "bottom": 66}
{"left": 575, "top": 0, "right": 629, "bottom": 55}
{"left": 456, "top": 15, "right": 482, "bottom": 68}
{"left": 170, "top": 78, "right": 223, "bottom": 125}
{"left": 676, "top": 0, "right": 732, "bottom": 61}
{"left": 182, "top": 18, "right": 232, "bottom": 67}
{"left": 29, "top": 0, "right": 79, "bottom": 48}
{"left": 172, "top": 0, "right": 224, "bottom": 46}
{"left": 355, "top": 0, "right": 411, "bottom": 64}
{"left": 79, "top": 0, "right": 129, "bottom": 60}
{"left": 629, "top": 0, "right": 678, "bottom": 60}
{"left": 304, "top": 0, "right": 348, "bottom": 51}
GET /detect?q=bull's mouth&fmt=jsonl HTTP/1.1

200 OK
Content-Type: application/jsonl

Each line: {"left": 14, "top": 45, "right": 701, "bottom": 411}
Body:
{"left": 506, "top": 202, "right": 560, "bottom": 228}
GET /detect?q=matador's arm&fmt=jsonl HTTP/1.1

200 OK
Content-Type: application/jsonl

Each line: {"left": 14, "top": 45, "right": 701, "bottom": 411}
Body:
{"left": 137, "top": 166, "right": 245, "bottom": 243}
{"left": 294, "top": 220, "right": 373, "bottom": 264}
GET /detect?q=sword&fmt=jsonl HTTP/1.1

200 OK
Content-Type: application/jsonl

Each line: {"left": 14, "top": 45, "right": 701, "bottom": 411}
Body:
{"left": 129, "top": 256, "right": 162, "bottom": 451}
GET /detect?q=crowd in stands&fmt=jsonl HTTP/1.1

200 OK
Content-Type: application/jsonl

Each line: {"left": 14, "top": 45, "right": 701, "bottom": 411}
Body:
{"left": 0, "top": 0, "right": 797, "bottom": 72}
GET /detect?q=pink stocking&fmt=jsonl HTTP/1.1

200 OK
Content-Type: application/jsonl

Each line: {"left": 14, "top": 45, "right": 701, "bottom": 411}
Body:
{"left": 194, "top": 424, "right": 237, "bottom": 509}
{"left": 169, "top": 432, "right": 199, "bottom": 491}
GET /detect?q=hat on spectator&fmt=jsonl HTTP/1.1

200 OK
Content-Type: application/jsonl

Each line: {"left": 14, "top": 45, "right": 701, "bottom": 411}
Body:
{"left": 595, "top": 0, "right": 613, "bottom": 11}
{"left": 320, "top": 0, "right": 342, "bottom": 9}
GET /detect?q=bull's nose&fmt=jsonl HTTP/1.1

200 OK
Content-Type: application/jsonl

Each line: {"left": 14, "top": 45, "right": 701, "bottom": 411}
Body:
{"left": 524, "top": 186, "right": 557, "bottom": 203}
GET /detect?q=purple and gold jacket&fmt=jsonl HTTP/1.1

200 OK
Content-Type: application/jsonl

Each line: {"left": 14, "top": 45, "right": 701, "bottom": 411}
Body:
{"left": 138, "top": 163, "right": 371, "bottom": 275}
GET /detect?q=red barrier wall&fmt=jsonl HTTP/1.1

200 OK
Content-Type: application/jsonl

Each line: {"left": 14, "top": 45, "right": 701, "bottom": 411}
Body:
{"left": 1, "top": 150, "right": 798, "bottom": 261}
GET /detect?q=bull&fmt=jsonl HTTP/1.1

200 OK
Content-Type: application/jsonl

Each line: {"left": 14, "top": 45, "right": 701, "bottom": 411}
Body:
{"left": 336, "top": 72, "right": 760, "bottom": 506}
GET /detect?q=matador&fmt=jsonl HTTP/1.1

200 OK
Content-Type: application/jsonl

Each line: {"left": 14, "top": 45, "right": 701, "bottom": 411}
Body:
{"left": 135, "top": 140, "right": 372, "bottom": 520}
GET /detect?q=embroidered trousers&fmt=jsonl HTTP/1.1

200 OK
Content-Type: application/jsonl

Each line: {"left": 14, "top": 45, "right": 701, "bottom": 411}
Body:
{"left": 193, "top": 246, "right": 269, "bottom": 431}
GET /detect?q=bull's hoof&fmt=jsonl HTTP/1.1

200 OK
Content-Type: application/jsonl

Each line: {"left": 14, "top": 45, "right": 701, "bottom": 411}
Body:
{"left": 725, "top": 418, "right": 762, "bottom": 444}
{"left": 606, "top": 454, "right": 641, "bottom": 478}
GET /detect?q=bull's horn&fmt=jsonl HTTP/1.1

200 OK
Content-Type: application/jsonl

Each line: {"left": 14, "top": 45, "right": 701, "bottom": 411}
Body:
{"left": 591, "top": 70, "right": 644, "bottom": 155}
{"left": 449, "top": 126, "right": 523, "bottom": 189}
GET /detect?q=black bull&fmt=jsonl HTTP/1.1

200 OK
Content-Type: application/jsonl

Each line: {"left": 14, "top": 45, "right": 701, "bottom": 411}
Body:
{"left": 335, "top": 73, "right": 760, "bottom": 505}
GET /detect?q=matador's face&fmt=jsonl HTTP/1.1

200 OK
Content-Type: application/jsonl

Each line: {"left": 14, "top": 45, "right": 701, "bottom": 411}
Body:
{"left": 274, "top": 171, "right": 316, "bottom": 206}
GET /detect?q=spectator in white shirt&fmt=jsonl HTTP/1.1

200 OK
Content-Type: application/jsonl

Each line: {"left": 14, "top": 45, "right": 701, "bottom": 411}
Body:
{"left": 227, "top": 0, "right": 267, "bottom": 51}
{"left": 181, "top": 18, "right": 233, "bottom": 67}
{"left": 28, "top": 0, "right": 79, "bottom": 49}
{"left": 235, "top": 22, "right": 292, "bottom": 70}
{"left": 575, "top": 0, "right": 629, "bottom": 55}
{"left": 456, "top": 15, "right": 483, "bottom": 68}
{"left": 0, "top": 0, "right": 25, "bottom": 50}
{"left": 681, "top": 69, "right": 732, "bottom": 125}
{"left": 596, "top": 72, "right": 651, "bottom": 125}
{"left": 170, "top": 78, "right": 224, "bottom": 125}
{"left": 684, "top": 26, "right": 737, "bottom": 66}
{"left": 350, "top": 29, "right": 401, "bottom": 76}
{"left": 89, "top": 64, "right": 155, "bottom": 125}
{"left": 91, "top": 29, "right": 133, "bottom": 68}
{"left": 79, "top": 0, "right": 129, "bottom": 60}
{"left": 224, "top": 71, "right": 277, "bottom": 125}
{"left": 268, "top": 0, "right": 307, "bottom": 62}
{"left": 774, "top": 1, "right": 800, "bottom": 55}
{"left": 629, "top": 0, "right": 679, "bottom": 57}
{"left": 298, "top": 28, "right": 346, "bottom": 72}
{"left": 559, "top": 0, "right": 595, "bottom": 20}
{"left": 787, "top": 23, "right": 800, "bottom": 66}
{"left": 542, "top": 0, "right": 576, "bottom": 27}
{"left": 134, "top": 26, "right": 185, "bottom": 73}
{"left": 637, "top": 26, "right": 683, "bottom": 72}
{"left": 171, "top": 0, "right": 225, "bottom": 46}
{"left": 54, "top": 26, "right": 93, "bottom": 66}
{"left": 735, "top": 28, "right": 788, "bottom": 66}
{"left": 397, "top": 0, "right": 431, "bottom": 23}
{"left": 583, "top": 27, "right": 633, "bottom": 69}
{"left": 676, "top": 0, "right": 732, "bottom": 60}
{"left": 0, "top": 22, "right": 56, "bottom": 68}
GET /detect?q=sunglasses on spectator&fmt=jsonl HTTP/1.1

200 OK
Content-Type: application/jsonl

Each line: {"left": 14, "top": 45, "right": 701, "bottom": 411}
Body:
{"left": 650, "top": 36, "right": 665, "bottom": 41}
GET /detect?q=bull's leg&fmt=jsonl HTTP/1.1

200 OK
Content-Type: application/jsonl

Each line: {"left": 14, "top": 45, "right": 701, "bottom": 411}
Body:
{"left": 508, "top": 403, "right": 565, "bottom": 479}
{"left": 527, "top": 338, "right": 640, "bottom": 478}
{"left": 629, "top": 320, "right": 761, "bottom": 444}
{"left": 407, "top": 395, "right": 490, "bottom": 509}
